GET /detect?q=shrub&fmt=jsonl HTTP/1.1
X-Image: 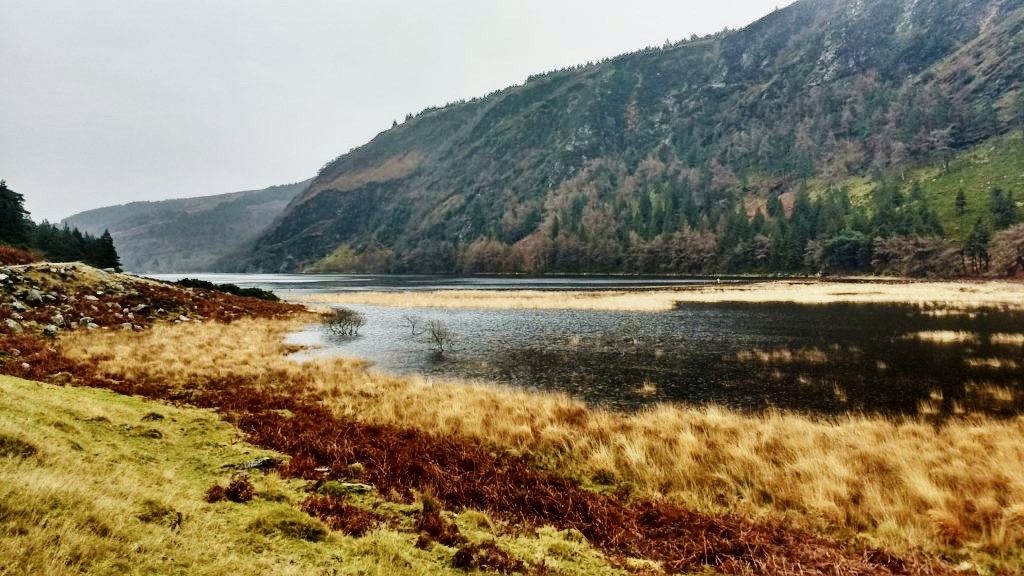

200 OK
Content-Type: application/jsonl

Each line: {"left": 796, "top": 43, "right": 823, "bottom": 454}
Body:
{"left": 175, "top": 278, "right": 279, "bottom": 301}
{"left": 425, "top": 319, "right": 455, "bottom": 355}
{"left": 0, "top": 245, "right": 40, "bottom": 266}
{"left": 322, "top": 308, "right": 366, "bottom": 336}
{"left": 226, "top": 475, "right": 255, "bottom": 503}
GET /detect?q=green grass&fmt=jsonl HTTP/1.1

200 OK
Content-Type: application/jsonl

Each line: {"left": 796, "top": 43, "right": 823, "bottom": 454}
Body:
{"left": 0, "top": 375, "right": 628, "bottom": 575}
{"left": 915, "top": 132, "right": 1024, "bottom": 241}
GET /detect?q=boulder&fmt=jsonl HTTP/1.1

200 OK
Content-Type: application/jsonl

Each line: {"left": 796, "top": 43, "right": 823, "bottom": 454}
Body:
{"left": 52, "top": 314, "right": 65, "bottom": 327}
{"left": 25, "top": 289, "right": 43, "bottom": 304}
{"left": 10, "top": 301, "right": 26, "bottom": 313}
{"left": 132, "top": 304, "right": 148, "bottom": 313}
{"left": 5, "top": 319, "right": 23, "bottom": 333}
{"left": 79, "top": 317, "right": 94, "bottom": 327}
{"left": 43, "top": 325, "right": 59, "bottom": 338}
{"left": 84, "top": 295, "right": 99, "bottom": 302}
{"left": 86, "top": 323, "right": 100, "bottom": 330}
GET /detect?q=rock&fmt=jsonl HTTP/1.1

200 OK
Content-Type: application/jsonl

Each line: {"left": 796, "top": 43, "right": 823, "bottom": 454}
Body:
{"left": 156, "top": 308, "right": 165, "bottom": 315}
{"left": 79, "top": 317, "right": 93, "bottom": 326}
{"left": 43, "top": 294, "right": 56, "bottom": 302}
{"left": 0, "top": 274, "right": 7, "bottom": 282}
{"left": 86, "top": 323, "right": 100, "bottom": 330}
{"left": 84, "top": 295, "right": 99, "bottom": 302}
{"left": 179, "top": 315, "right": 190, "bottom": 322}
{"left": 20, "top": 362, "right": 29, "bottom": 371}
{"left": 132, "top": 304, "right": 148, "bottom": 313}
{"left": 126, "top": 312, "right": 134, "bottom": 320}
{"left": 25, "top": 289, "right": 43, "bottom": 304}
{"left": 43, "top": 325, "right": 59, "bottom": 338}
{"left": 10, "top": 312, "right": 22, "bottom": 321}
{"left": 5, "top": 319, "right": 23, "bottom": 333}
{"left": 102, "top": 268, "right": 117, "bottom": 274}
{"left": 10, "top": 301, "right": 26, "bottom": 313}
{"left": 240, "top": 456, "right": 280, "bottom": 470}
{"left": 52, "top": 314, "right": 65, "bottom": 327}
{"left": 120, "top": 323, "right": 133, "bottom": 331}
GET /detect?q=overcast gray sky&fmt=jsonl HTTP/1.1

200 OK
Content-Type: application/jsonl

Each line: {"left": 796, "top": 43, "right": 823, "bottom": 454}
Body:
{"left": 0, "top": 0, "right": 794, "bottom": 222}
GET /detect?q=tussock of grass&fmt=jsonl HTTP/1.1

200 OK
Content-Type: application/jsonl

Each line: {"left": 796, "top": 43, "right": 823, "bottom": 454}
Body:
{"left": 301, "top": 280, "right": 1024, "bottom": 312}
{"left": 991, "top": 333, "right": 1024, "bottom": 345}
{"left": 61, "top": 318, "right": 1024, "bottom": 570}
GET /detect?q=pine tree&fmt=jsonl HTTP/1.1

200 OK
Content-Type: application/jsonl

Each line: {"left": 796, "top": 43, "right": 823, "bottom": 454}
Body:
{"left": 0, "top": 180, "right": 31, "bottom": 246}
{"left": 990, "top": 187, "right": 1018, "bottom": 229}
{"left": 90, "top": 230, "right": 122, "bottom": 271}
{"left": 954, "top": 188, "right": 967, "bottom": 217}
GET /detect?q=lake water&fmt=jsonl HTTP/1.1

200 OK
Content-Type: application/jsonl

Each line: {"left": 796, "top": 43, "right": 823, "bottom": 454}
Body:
{"left": 150, "top": 273, "right": 1024, "bottom": 418}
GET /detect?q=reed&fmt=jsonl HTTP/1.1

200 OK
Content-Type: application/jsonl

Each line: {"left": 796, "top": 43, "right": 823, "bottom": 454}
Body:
{"left": 300, "top": 280, "right": 1024, "bottom": 312}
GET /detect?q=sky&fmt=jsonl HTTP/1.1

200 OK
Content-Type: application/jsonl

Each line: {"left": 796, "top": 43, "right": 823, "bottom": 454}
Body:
{"left": 0, "top": 0, "right": 794, "bottom": 222}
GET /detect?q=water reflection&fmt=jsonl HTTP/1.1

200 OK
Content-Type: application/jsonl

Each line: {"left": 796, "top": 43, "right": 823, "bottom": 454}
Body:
{"left": 292, "top": 302, "right": 1024, "bottom": 418}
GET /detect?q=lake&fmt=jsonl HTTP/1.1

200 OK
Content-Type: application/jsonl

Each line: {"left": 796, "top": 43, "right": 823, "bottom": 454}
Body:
{"left": 151, "top": 273, "right": 1024, "bottom": 418}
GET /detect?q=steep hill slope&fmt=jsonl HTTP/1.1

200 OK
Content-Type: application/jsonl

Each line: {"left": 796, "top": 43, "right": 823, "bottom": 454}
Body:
{"left": 239, "top": 0, "right": 1024, "bottom": 275}
{"left": 64, "top": 181, "right": 308, "bottom": 273}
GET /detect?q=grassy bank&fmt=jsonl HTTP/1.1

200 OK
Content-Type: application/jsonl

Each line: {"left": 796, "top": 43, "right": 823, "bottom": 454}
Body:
{"left": 59, "top": 317, "right": 1024, "bottom": 572}
{"left": 301, "top": 280, "right": 1024, "bottom": 312}
{"left": 0, "top": 374, "right": 626, "bottom": 576}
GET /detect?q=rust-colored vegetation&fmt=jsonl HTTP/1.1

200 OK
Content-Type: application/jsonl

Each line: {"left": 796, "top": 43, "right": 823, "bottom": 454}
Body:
{"left": 0, "top": 264, "right": 979, "bottom": 574}
{"left": 0, "top": 245, "right": 41, "bottom": 265}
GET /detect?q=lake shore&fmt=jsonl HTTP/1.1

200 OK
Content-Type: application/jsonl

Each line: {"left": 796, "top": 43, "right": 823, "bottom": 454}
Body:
{"left": 300, "top": 278, "right": 1024, "bottom": 312}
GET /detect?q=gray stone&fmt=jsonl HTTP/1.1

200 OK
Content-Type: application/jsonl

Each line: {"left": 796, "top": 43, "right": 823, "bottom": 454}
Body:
{"left": 86, "top": 323, "right": 99, "bottom": 330}
{"left": 10, "top": 301, "right": 26, "bottom": 312}
{"left": 10, "top": 312, "right": 22, "bottom": 321}
{"left": 0, "top": 274, "right": 7, "bottom": 282}
{"left": 78, "top": 317, "right": 93, "bottom": 326}
{"left": 5, "top": 319, "right": 23, "bottom": 333}
{"left": 120, "top": 322, "right": 133, "bottom": 331}
{"left": 178, "top": 315, "right": 190, "bottom": 322}
{"left": 84, "top": 295, "right": 99, "bottom": 302}
{"left": 25, "top": 289, "right": 43, "bottom": 304}
{"left": 52, "top": 314, "right": 65, "bottom": 327}
{"left": 43, "top": 325, "right": 59, "bottom": 338}
{"left": 132, "top": 304, "right": 148, "bottom": 313}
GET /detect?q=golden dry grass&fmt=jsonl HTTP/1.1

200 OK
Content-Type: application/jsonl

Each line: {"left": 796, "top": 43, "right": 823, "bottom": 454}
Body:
{"left": 992, "top": 333, "right": 1024, "bottom": 345}
{"left": 900, "top": 331, "right": 981, "bottom": 344}
{"left": 300, "top": 280, "right": 1024, "bottom": 312}
{"left": 61, "top": 317, "right": 1024, "bottom": 570}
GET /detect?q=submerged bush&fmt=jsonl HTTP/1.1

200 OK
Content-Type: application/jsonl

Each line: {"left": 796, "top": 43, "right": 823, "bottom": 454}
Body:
{"left": 322, "top": 308, "right": 366, "bottom": 336}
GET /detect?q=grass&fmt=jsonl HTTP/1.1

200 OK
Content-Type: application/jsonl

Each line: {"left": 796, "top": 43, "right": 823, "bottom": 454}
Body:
{"left": 57, "top": 317, "right": 1024, "bottom": 572}
{"left": 0, "top": 374, "right": 627, "bottom": 576}
{"left": 301, "top": 280, "right": 1024, "bottom": 312}
{"left": 914, "top": 132, "right": 1024, "bottom": 242}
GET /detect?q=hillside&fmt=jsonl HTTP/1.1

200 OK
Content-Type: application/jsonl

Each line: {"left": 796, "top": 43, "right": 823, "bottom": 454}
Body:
{"left": 64, "top": 181, "right": 308, "bottom": 273}
{"left": 236, "top": 0, "right": 1024, "bottom": 275}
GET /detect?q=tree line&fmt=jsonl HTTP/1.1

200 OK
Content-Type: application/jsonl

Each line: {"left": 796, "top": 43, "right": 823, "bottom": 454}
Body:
{"left": 0, "top": 180, "right": 121, "bottom": 270}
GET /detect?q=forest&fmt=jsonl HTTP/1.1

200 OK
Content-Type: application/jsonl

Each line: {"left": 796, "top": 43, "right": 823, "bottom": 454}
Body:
{"left": 0, "top": 180, "right": 121, "bottom": 270}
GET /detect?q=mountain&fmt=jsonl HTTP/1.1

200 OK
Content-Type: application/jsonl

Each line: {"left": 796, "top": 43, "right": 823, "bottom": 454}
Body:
{"left": 241, "top": 0, "right": 1024, "bottom": 275}
{"left": 64, "top": 181, "right": 308, "bottom": 273}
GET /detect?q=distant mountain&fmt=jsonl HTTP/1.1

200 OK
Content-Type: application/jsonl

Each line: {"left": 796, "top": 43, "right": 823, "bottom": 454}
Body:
{"left": 235, "top": 0, "right": 1024, "bottom": 276}
{"left": 64, "top": 181, "right": 308, "bottom": 273}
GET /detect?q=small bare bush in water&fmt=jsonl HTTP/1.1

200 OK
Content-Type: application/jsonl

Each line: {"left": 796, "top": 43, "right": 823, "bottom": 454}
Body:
{"left": 425, "top": 319, "right": 455, "bottom": 356}
{"left": 322, "top": 308, "right": 366, "bottom": 336}
{"left": 401, "top": 314, "right": 422, "bottom": 337}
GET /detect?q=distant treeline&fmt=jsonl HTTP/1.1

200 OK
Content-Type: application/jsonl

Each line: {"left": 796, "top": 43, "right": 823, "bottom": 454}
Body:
{"left": 0, "top": 180, "right": 122, "bottom": 270}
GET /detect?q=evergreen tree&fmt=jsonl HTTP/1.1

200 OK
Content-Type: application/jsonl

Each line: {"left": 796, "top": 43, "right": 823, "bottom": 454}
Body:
{"left": 965, "top": 218, "right": 991, "bottom": 273}
{"left": 91, "top": 230, "right": 122, "bottom": 271}
{"left": 954, "top": 188, "right": 967, "bottom": 217}
{"left": 990, "top": 187, "right": 1017, "bottom": 229}
{"left": 0, "top": 180, "right": 31, "bottom": 246}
